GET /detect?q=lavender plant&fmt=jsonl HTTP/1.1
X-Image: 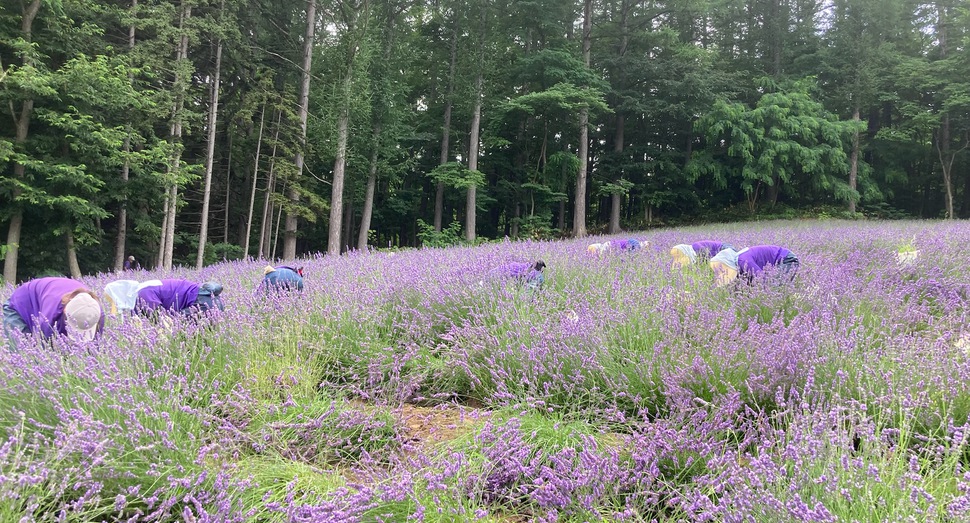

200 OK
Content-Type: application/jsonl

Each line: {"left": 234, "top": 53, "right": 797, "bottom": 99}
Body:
{"left": 3, "top": 220, "right": 970, "bottom": 521}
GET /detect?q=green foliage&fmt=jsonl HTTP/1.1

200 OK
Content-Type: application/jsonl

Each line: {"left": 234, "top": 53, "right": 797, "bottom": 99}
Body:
{"left": 205, "top": 242, "right": 244, "bottom": 264}
{"left": 693, "top": 78, "right": 855, "bottom": 211}
{"left": 597, "top": 179, "right": 634, "bottom": 197}
{"left": 517, "top": 213, "right": 559, "bottom": 240}
{"left": 499, "top": 82, "right": 611, "bottom": 123}
{"left": 0, "top": 0, "right": 965, "bottom": 276}
{"left": 416, "top": 218, "right": 465, "bottom": 248}
{"left": 428, "top": 162, "right": 485, "bottom": 189}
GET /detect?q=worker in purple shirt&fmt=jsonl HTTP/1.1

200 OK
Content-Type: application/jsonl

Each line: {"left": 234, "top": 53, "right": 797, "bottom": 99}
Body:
{"left": 134, "top": 279, "right": 224, "bottom": 316}
{"left": 492, "top": 260, "right": 546, "bottom": 290}
{"left": 670, "top": 240, "right": 734, "bottom": 268}
{"left": 2, "top": 277, "right": 105, "bottom": 344}
{"left": 610, "top": 238, "right": 645, "bottom": 251}
{"left": 709, "top": 245, "right": 799, "bottom": 286}
{"left": 588, "top": 238, "right": 648, "bottom": 256}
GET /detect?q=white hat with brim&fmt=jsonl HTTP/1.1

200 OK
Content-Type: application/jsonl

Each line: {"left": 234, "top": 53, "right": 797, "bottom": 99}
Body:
{"left": 64, "top": 293, "right": 101, "bottom": 341}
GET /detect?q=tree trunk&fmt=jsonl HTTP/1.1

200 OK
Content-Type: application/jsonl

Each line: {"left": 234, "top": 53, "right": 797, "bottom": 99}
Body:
{"left": 511, "top": 203, "right": 520, "bottom": 238}
{"left": 4, "top": 107, "right": 33, "bottom": 284}
{"left": 610, "top": 193, "right": 621, "bottom": 232}
{"left": 358, "top": 124, "right": 380, "bottom": 250}
{"left": 607, "top": 4, "right": 630, "bottom": 235}
{"left": 766, "top": 174, "right": 780, "bottom": 208}
{"left": 272, "top": 187, "right": 285, "bottom": 260}
{"left": 157, "top": 179, "right": 169, "bottom": 267}
{"left": 358, "top": 9, "right": 398, "bottom": 250}
{"left": 573, "top": 0, "right": 592, "bottom": 238}
{"left": 434, "top": 22, "right": 459, "bottom": 232}
{"left": 158, "top": 3, "right": 191, "bottom": 270}
{"left": 3, "top": 0, "right": 42, "bottom": 284}
{"left": 328, "top": 72, "right": 354, "bottom": 255}
{"left": 934, "top": 4, "right": 961, "bottom": 220}
{"left": 66, "top": 230, "right": 81, "bottom": 279}
{"left": 162, "top": 183, "right": 178, "bottom": 269}
{"left": 223, "top": 132, "right": 232, "bottom": 244}
{"left": 114, "top": 137, "right": 131, "bottom": 273}
{"left": 196, "top": 9, "right": 224, "bottom": 269}
{"left": 848, "top": 106, "right": 860, "bottom": 213}
{"left": 747, "top": 182, "right": 761, "bottom": 214}
{"left": 284, "top": 0, "right": 317, "bottom": 260}
{"left": 466, "top": 59, "right": 484, "bottom": 242}
{"left": 113, "top": 0, "right": 137, "bottom": 273}
{"left": 259, "top": 110, "right": 283, "bottom": 259}
{"left": 342, "top": 196, "right": 354, "bottom": 252}
{"left": 936, "top": 118, "right": 970, "bottom": 221}
{"left": 244, "top": 103, "right": 266, "bottom": 257}
{"left": 609, "top": 113, "right": 624, "bottom": 234}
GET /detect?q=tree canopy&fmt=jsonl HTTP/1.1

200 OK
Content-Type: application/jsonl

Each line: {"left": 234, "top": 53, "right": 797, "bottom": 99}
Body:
{"left": 1, "top": 0, "right": 967, "bottom": 279}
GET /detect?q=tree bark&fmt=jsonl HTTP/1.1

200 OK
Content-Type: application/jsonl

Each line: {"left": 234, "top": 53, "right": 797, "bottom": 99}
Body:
{"left": 573, "top": 0, "right": 592, "bottom": 238}
{"left": 934, "top": 2, "right": 960, "bottom": 220}
{"left": 357, "top": 7, "right": 399, "bottom": 250}
{"left": 610, "top": 193, "right": 621, "bottom": 232}
{"left": 66, "top": 230, "right": 81, "bottom": 279}
{"left": 328, "top": 71, "right": 354, "bottom": 255}
{"left": 158, "top": 3, "right": 191, "bottom": 270}
{"left": 848, "top": 106, "right": 860, "bottom": 213}
{"left": 284, "top": 0, "right": 317, "bottom": 260}
{"left": 434, "top": 21, "right": 459, "bottom": 232}
{"left": 113, "top": 0, "right": 137, "bottom": 273}
{"left": 272, "top": 186, "right": 285, "bottom": 260}
{"left": 328, "top": 1, "right": 369, "bottom": 256}
{"left": 196, "top": 7, "right": 224, "bottom": 269}
{"left": 244, "top": 103, "right": 266, "bottom": 258}
{"left": 342, "top": 195, "right": 354, "bottom": 252}
{"left": 223, "top": 132, "right": 233, "bottom": 244}
{"left": 511, "top": 203, "right": 520, "bottom": 238}
{"left": 609, "top": 113, "right": 625, "bottom": 234}
{"left": 3, "top": 0, "right": 42, "bottom": 284}
{"left": 259, "top": 110, "right": 282, "bottom": 259}
{"left": 936, "top": 120, "right": 969, "bottom": 221}
{"left": 466, "top": 31, "right": 485, "bottom": 242}
{"left": 358, "top": 124, "right": 380, "bottom": 250}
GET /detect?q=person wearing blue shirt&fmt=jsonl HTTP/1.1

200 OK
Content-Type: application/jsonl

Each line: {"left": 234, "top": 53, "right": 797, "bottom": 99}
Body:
{"left": 262, "top": 265, "right": 304, "bottom": 292}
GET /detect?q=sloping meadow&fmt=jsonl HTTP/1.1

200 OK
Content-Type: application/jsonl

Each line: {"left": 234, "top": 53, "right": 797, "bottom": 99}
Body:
{"left": 3, "top": 220, "right": 970, "bottom": 521}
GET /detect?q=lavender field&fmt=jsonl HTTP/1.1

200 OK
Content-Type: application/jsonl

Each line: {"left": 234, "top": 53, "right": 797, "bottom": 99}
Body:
{"left": 4, "top": 220, "right": 970, "bottom": 522}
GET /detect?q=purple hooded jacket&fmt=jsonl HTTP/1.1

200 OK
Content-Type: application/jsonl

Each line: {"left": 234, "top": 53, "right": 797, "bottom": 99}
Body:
{"left": 499, "top": 262, "right": 533, "bottom": 278}
{"left": 493, "top": 262, "right": 545, "bottom": 286}
{"left": 737, "top": 245, "right": 793, "bottom": 276}
{"left": 692, "top": 241, "right": 730, "bottom": 257}
{"left": 6, "top": 277, "right": 105, "bottom": 338}
{"left": 136, "top": 279, "right": 200, "bottom": 313}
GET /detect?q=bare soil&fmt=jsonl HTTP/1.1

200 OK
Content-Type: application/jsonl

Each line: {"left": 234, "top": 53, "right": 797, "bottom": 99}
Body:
{"left": 395, "top": 402, "right": 490, "bottom": 449}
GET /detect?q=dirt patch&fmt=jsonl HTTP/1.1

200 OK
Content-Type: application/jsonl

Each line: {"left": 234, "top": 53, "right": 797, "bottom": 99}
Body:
{"left": 395, "top": 403, "right": 489, "bottom": 449}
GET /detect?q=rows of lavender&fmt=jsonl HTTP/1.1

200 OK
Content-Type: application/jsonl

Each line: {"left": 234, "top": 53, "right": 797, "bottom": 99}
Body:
{"left": 3, "top": 220, "right": 970, "bottom": 522}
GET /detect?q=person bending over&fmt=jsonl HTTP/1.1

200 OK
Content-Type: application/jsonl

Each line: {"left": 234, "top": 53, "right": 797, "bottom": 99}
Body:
{"left": 670, "top": 240, "right": 735, "bottom": 269}
{"left": 709, "top": 245, "right": 799, "bottom": 287}
{"left": 3, "top": 277, "right": 104, "bottom": 344}
{"left": 261, "top": 265, "right": 304, "bottom": 292}
{"left": 134, "top": 279, "right": 224, "bottom": 317}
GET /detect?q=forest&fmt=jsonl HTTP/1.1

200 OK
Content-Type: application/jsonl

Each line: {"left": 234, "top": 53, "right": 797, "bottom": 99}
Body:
{"left": 1, "top": 0, "right": 968, "bottom": 281}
